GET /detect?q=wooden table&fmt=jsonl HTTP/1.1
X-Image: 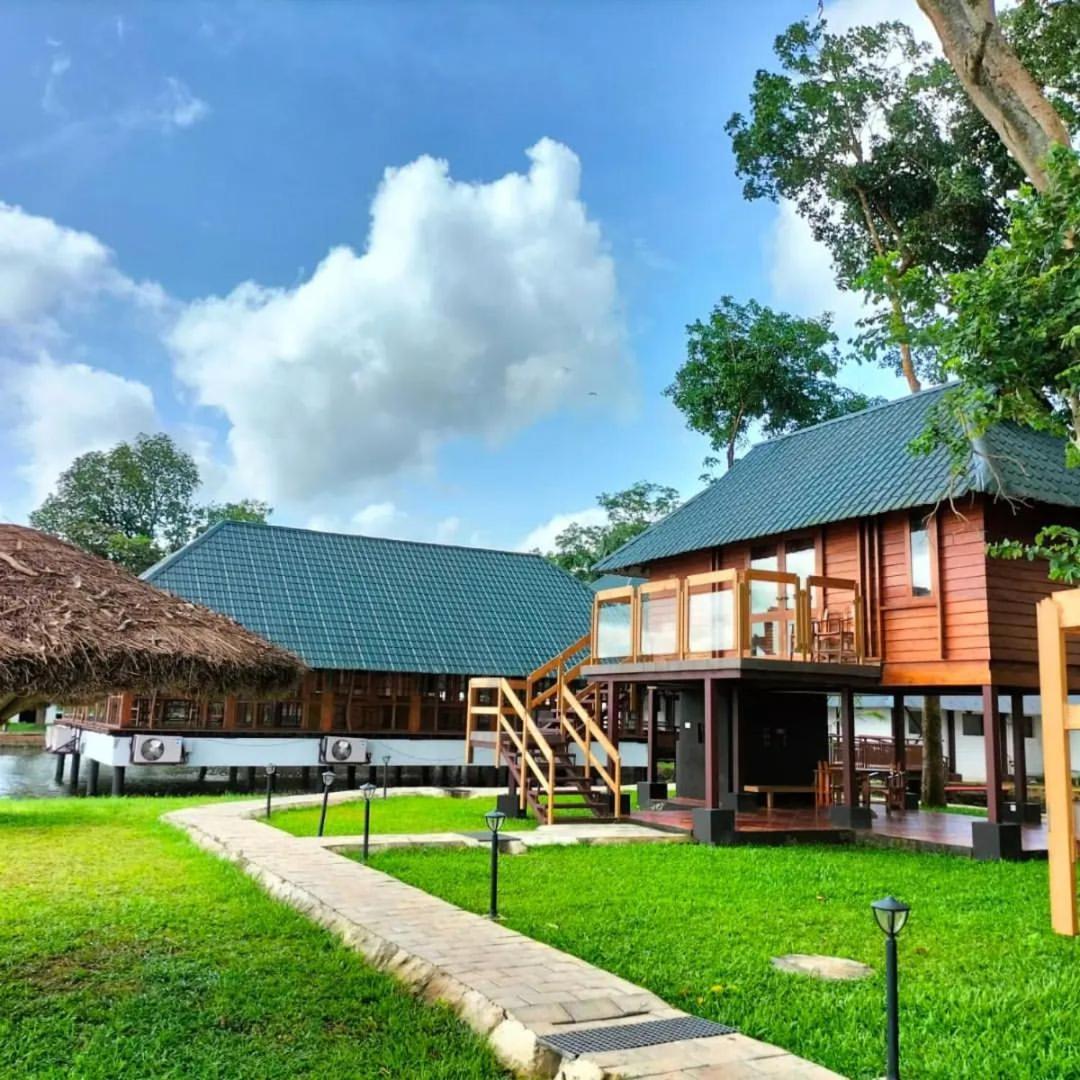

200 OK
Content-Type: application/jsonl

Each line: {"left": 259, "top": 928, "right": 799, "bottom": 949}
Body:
{"left": 743, "top": 784, "right": 817, "bottom": 810}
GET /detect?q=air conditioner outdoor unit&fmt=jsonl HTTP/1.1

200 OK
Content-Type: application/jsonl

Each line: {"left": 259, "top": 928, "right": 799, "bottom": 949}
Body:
{"left": 320, "top": 735, "right": 369, "bottom": 765}
{"left": 131, "top": 734, "right": 185, "bottom": 765}
{"left": 45, "top": 723, "right": 76, "bottom": 753}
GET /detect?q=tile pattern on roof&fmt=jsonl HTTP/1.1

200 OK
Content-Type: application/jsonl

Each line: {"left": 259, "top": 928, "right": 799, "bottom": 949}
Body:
{"left": 596, "top": 386, "right": 1080, "bottom": 571}
{"left": 145, "top": 523, "right": 592, "bottom": 675}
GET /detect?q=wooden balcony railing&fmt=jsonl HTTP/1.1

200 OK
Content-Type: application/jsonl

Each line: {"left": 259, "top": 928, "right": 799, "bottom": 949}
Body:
{"left": 591, "top": 568, "right": 866, "bottom": 665}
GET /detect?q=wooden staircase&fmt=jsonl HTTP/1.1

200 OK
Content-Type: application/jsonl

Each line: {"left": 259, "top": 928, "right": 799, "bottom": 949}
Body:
{"left": 465, "top": 636, "right": 622, "bottom": 825}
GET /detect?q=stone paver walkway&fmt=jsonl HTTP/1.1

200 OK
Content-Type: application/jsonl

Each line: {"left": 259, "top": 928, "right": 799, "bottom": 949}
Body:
{"left": 166, "top": 792, "right": 841, "bottom": 1079}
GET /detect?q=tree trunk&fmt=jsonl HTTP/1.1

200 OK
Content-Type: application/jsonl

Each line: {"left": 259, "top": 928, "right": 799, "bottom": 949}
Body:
{"left": 921, "top": 695, "right": 947, "bottom": 807}
{"left": 917, "top": 0, "right": 1071, "bottom": 192}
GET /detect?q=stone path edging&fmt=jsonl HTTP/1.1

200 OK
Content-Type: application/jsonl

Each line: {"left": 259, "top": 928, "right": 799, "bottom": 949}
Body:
{"left": 165, "top": 793, "right": 842, "bottom": 1079}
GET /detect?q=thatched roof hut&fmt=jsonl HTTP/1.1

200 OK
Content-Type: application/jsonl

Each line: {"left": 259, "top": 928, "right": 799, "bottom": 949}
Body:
{"left": 0, "top": 524, "right": 304, "bottom": 718}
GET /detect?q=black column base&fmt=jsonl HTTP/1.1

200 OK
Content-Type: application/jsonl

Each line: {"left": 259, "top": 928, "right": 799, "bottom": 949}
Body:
{"left": 972, "top": 820, "right": 1023, "bottom": 861}
{"left": 111, "top": 765, "right": 125, "bottom": 797}
{"left": 719, "top": 791, "right": 759, "bottom": 812}
{"left": 637, "top": 781, "right": 668, "bottom": 805}
{"left": 604, "top": 791, "right": 632, "bottom": 815}
{"left": 495, "top": 792, "right": 528, "bottom": 819}
{"left": 692, "top": 807, "right": 737, "bottom": 845}
{"left": 904, "top": 792, "right": 920, "bottom": 810}
{"left": 829, "top": 805, "right": 873, "bottom": 829}
{"left": 1001, "top": 801, "right": 1042, "bottom": 824}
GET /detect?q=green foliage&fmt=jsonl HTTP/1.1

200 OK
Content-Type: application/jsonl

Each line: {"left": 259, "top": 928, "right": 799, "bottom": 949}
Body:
{"left": 0, "top": 797, "right": 506, "bottom": 1079}
{"left": 376, "top": 841, "right": 1080, "bottom": 1080}
{"left": 1003, "top": 0, "right": 1080, "bottom": 134}
{"left": 29, "top": 434, "right": 271, "bottom": 574}
{"left": 665, "top": 296, "right": 879, "bottom": 476}
{"left": 990, "top": 526, "right": 1080, "bottom": 585}
{"left": 198, "top": 499, "right": 274, "bottom": 535}
{"left": 937, "top": 148, "right": 1080, "bottom": 454}
{"left": 547, "top": 481, "right": 681, "bottom": 580}
{"left": 726, "top": 18, "right": 1021, "bottom": 384}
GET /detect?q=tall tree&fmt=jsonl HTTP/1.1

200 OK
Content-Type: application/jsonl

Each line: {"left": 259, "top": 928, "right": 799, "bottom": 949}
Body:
{"left": 547, "top": 482, "right": 681, "bottom": 581}
{"left": 727, "top": 18, "right": 1021, "bottom": 391}
{"left": 666, "top": 296, "right": 878, "bottom": 474}
{"left": 30, "top": 434, "right": 272, "bottom": 574}
{"left": 917, "top": 0, "right": 1072, "bottom": 191}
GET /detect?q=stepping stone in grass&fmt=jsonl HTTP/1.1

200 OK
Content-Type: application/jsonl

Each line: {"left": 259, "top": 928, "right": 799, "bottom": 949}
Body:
{"left": 771, "top": 954, "right": 873, "bottom": 981}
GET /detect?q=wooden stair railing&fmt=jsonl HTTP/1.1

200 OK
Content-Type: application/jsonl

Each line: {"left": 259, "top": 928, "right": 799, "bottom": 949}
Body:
{"left": 559, "top": 681, "right": 621, "bottom": 817}
{"left": 466, "top": 637, "right": 622, "bottom": 824}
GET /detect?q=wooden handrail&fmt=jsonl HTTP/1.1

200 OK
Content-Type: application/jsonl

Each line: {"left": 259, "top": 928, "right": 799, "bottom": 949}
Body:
{"left": 560, "top": 683, "right": 622, "bottom": 818}
{"left": 526, "top": 632, "right": 590, "bottom": 710}
{"left": 496, "top": 678, "right": 554, "bottom": 819}
{"left": 591, "top": 568, "right": 865, "bottom": 666}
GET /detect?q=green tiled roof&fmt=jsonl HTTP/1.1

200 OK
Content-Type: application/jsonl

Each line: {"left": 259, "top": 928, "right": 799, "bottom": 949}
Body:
{"left": 596, "top": 385, "right": 1080, "bottom": 572}
{"left": 144, "top": 522, "right": 592, "bottom": 675}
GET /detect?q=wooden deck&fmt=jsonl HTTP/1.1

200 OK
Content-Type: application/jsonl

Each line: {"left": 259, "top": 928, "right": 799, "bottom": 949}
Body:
{"left": 629, "top": 803, "right": 1050, "bottom": 856}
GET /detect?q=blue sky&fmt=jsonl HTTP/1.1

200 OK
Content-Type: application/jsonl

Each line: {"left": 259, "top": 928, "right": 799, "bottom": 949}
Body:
{"left": 0, "top": 1, "right": 918, "bottom": 551}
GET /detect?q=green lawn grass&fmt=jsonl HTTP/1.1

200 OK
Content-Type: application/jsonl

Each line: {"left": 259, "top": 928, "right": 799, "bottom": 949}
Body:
{"left": 372, "top": 841, "right": 1080, "bottom": 1080}
{"left": 271, "top": 794, "right": 539, "bottom": 837}
{"left": 1, "top": 721, "right": 44, "bottom": 734}
{"left": 0, "top": 797, "right": 508, "bottom": 1080}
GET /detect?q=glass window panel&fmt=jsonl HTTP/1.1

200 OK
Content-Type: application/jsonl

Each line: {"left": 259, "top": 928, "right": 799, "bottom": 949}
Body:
{"left": 749, "top": 619, "right": 779, "bottom": 656}
{"left": 640, "top": 592, "right": 677, "bottom": 656}
{"left": 750, "top": 548, "right": 779, "bottom": 612}
{"left": 910, "top": 520, "right": 932, "bottom": 595}
{"left": 597, "top": 601, "right": 632, "bottom": 659}
{"left": 688, "top": 589, "right": 734, "bottom": 652}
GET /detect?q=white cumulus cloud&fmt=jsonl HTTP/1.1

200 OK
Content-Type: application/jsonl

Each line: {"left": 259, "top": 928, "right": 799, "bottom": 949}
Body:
{"left": 167, "top": 138, "right": 632, "bottom": 502}
{"left": 7, "top": 356, "right": 158, "bottom": 502}
{"left": 517, "top": 506, "right": 607, "bottom": 553}
{"left": 0, "top": 202, "right": 163, "bottom": 328}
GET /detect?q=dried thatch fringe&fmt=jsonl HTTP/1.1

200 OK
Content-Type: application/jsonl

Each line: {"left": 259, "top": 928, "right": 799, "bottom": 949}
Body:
{"left": 0, "top": 524, "right": 305, "bottom": 701}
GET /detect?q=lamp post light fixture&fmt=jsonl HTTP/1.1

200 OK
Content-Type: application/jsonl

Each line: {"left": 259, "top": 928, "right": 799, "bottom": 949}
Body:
{"left": 382, "top": 754, "right": 391, "bottom": 799}
{"left": 317, "top": 770, "right": 336, "bottom": 837}
{"left": 263, "top": 760, "right": 276, "bottom": 816}
{"left": 360, "top": 782, "right": 378, "bottom": 861}
{"left": 871, "top": 896, "right": 910, "bottom": 1080}
{"left": 484, "top": 809, "right": 507, "bottom": 919}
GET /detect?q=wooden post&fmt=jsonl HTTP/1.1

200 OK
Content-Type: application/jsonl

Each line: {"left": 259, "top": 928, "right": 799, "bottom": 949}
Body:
{"left": 223, "top": 697, "right": 237, "bottom": 731}
{"left": 945, "top": 708, "right": 957, "bottom": 775}
{"left": 703, "top": 677, "right": 719, "bottom": 810}
{"left": 320, "top": 691, "right": 336, "bottom": 733}
{"left": 1010, "top": 690, "right": 1028, "bottom": 812}
{"left": 117, "top": 693, "right": 134, "bottom": 727}
{"left": 891, "top": 694, "right": 907, "bottom": 770}
{"left": 840, "top": 687, "right": 857, "bottom": 810}
{"left": 983, "top": 686, "right": 1004, "bottom": 823}
{"left": 646, "top": 686, "right": 658, "bottom": 783}
{"left": 606, "top": 680, "right": 618, "bottom": 746}
{"left": 1037, "top": 596, "right": 1078, "bottom": 935}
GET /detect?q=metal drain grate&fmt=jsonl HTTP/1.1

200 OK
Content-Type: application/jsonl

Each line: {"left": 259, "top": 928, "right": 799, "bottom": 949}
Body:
{"left": 540, "top": 1016, "right": 737, "bottom": 1057}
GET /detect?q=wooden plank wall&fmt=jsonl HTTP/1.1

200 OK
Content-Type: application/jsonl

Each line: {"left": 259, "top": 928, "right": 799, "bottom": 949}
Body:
{"left": 984, "top": 501, "right": 1080, "bottom": 676}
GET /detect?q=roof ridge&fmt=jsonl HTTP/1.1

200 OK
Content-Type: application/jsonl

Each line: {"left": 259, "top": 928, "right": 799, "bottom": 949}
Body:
{"left": 754, "top": 382, "right": 954, "bottom": 449}
{"left": 210, "top": 519, "right": 557, "bottom": 563}
{"left": 141, "top": 520, "right": 228, "bottom": 582}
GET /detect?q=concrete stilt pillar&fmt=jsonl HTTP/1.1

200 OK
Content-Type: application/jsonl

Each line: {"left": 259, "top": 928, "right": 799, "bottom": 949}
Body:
{"left": 197, "top": 766, "right": 208, "bottom": 784}
{"left": 53, "top": 752, "right": 66, "bottom": 785}
{"left": 111, "top": 766, "right": 126, "bottom": 797}
{"left": 85, "top": 759, "right": 100, "bottom": 797}
{"left": 227, "top": 766, "right": 239, "bottom": 789}
{"left": 246, "top": 766, "right": 256, "bottom": 792}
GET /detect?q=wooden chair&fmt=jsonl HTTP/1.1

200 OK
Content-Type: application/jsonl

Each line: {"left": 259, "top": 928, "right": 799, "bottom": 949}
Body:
{"left": 811, "top": 608, "right": 857, "bottom": 663}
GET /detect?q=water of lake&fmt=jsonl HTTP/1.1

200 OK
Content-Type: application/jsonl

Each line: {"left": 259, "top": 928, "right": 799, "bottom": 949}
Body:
{"left": 0, "top": 746, "right": 324, "bottom": 799}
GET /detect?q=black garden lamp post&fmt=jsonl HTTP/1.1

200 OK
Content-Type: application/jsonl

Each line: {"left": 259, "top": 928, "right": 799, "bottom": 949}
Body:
{"left": 317, "top": 770, "right": 336, "bottom": 837}
{"left": 871, "top": 896, "right": 910, "bottom": 1080}
{"left": 360, "top": 782, "right": 378, "bottom": 861}
{"left": 382, "top": 754, "right": 391, "bottom": 798}
{"left": 264, "top": 763, "right": 276, "bottom": 819}
{"left": 485, "top": 809, "right": 507, "bottom": 919}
